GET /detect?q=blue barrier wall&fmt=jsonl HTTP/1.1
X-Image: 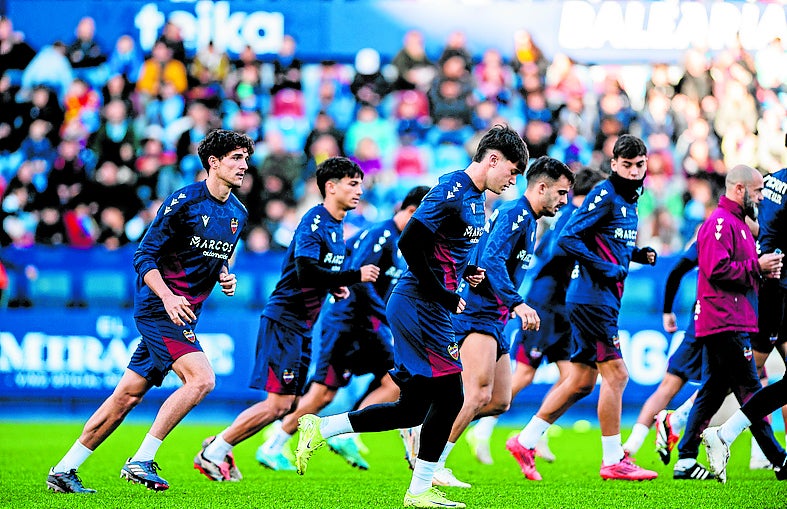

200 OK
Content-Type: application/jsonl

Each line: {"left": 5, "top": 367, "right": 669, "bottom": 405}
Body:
{"left": 0, "top": 245, "right": 699, "bottom": 422}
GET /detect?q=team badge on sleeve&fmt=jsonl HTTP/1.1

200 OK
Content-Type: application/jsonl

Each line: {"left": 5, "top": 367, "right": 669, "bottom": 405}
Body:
{"left": 183, "top": 329, "right": 196, "bottom": 343}
{"left": 743, "top": 346, "right": 753, "bottom": 361}
{"left": 447, "top": 342, "right": 459, "bottom": 360}
{"left": 230, "top": 218, "right": 239, "bottom": 234}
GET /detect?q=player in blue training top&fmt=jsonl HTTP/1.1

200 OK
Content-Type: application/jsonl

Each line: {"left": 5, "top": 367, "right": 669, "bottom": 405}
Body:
{"left": 194, "top": 157, "right": 379, "bottom": 482}
{"left": 294, "top": 124, "right": 529, "bottom": 509}
{"left": 255, "top": 185, "right": 429, "bottom": 472}
{"left": 464, "top": 168, "right": 605, "bottom": 467}
{"left": 427, "top": 156, "right": 574, "bottom": 487}
{"left": 47, "top": 129, "right": 254, "bottom": 494}
{"left": 508, "top": 134, "right": 659, "bottom": 482}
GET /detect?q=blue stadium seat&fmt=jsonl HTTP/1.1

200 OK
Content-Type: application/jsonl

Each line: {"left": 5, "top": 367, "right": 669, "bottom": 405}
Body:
{"left": 29, "top": 270, "right": 72, "bottom": 307}
{"left": 83, "top": 271, "right": 131, "bottom": 308}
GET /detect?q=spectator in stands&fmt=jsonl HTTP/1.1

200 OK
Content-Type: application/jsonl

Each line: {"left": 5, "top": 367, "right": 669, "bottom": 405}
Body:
{"left": 17, "top": 120, "right": 56, "bottom": 177}
{"left": 259, "top": 129, "right": 304, "bottom": 193}
{"left": 0, "top": 15, "right": 36, "bottom": 78}
{"left": 510, "top": 29, "right": 548, "bottom": 83}
{"left": 107, "top": 35, "right": 143, "bottom": 84}
{"left": 675, "top": 48, "right": 714, "bottom": 104}
{"left": 134, "top": 125, "right": 178, "bottom": 201}
{"left": 62, "top": 78, "right": 101, "bottom": 141}
{"left": 144, "top": 80, "right": 186, "bottom": 129}
{"left": 47, "top": 132, "right": 91, "bottom": 190}
{"left": 66, "top": 17, "right": 107, "bottom": 87}
{"left": 135, "top": 41, "right": 188, "bottom": 107}
{"left": 87, "top": 160, "right": 143, "bottom": 223}
{"left": 175, "top": 101, "right": 218, "bottom": 181}
{"left": 91, "top": 99, "right": 138, "bottom": 168}
{"left": 304, "top": 110, "right": 345, "bottom": 162}
{"left": 427, "top": 56, "right": 475, "bottom": 146}
{"left": 391, "top": 30, "right": 435, "bottom": 92}
{"left": 754, "top": 37, "right": 787, "bottom": 95}
{"left": 757, "top": 98, "right": 787, "bottom": 172}
{"left": 394, "top": 89, "right": 431, "bottom": 146}
{"left": 473, "top": 48, "right": 514, "bottom": 105}
{"left": 439, "top": 31, "right": 473, "bottom": 73}
{"left": 101, "top": 73, "right": 134, "bottom": 113}
{"left": 548, "top": 115, "right": 592, "bottom": 171}
{"left": 20, "top": 41, "right": 73, "bottom": 102}
{"left": 350, "top": 48, "right": 391, "bottom": 109}
{"left": 156, "top": 20, "right": 187, "bottom": 64}
{"left": 270, "top": 34, "right": 303, "bottom": 95}
{"left": 190, "top": 41, "right": 230, "bottom": 86}
{"left": 345, "top": 104, "right": 397, "bottom": 160}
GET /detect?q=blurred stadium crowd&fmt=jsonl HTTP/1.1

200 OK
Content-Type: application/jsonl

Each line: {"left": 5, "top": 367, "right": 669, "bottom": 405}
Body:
{"left": 1, "top": 14, "right": 786, "bottom": 260}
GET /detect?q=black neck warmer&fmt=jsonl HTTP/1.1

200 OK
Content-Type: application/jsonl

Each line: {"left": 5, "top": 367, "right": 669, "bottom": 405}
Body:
{"left": 609, "top": 172, "right": 645, "bottom": 203}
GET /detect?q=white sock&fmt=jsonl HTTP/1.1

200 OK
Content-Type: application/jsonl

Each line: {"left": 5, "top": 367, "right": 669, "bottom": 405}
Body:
{"left": 436, "top": 441, "right": 455, "bottom": 469}
{"left": 719, "top": 409, "right": 752, "bottom": 445}
{"left": 131, "top": 433, "right": 163, "bottom": 462}
{"left": 203, "top": 432, "right": 233, "bottom": 464}
{"left": 601, "top": 434, "right": 624, "bottom": 466}
{"left": 262, "top": 428, "right": 293, "bottom": 455}
{"left": 672, "top": 397, "right": 695, "bottom": 433}
{"left": 320, "top": 413, "right": 353, "bottom": 438}
{"left": 409, "top": 459, "right": 438, "bottom": 495}
{"left": 518, "top": 416, "right": 550, "bottom": 449}
{"left": 675, "top": 458, "right": 696, "bottom": 470}
{"left": 53, "top": 440, "right": 93, "bottom": 473}
{"left": 623, "top": 423, "right": 650, "bottom": 454}
{"left": 473, "top": 416, "right": 498, "bottom": 440}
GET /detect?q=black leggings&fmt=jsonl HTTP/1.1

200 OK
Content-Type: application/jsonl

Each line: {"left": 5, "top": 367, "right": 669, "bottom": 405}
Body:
{"left": 348, "top": 373, "right": 464, "bottom": 462}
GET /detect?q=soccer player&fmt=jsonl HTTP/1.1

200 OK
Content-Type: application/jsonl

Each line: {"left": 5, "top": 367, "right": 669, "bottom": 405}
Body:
{"left": 465, "top": 167, "right": 606, "bottom": 466}
{"left": 193, "top": 156, "right": 380, "bottom": 482}
{"left": 46, "top": 129, "right": 254, "bottom": 493}
{"left": 294, "top": 124, "right": 529, "bottom": 509}
{"left": 673, "top": 164, "right": 786, "bottom": 482}
{"left": 255, "top": 185, "right": 430, "bottom": 471}
{"left": 506, "top": 134, "right": 658, "bottom": 481}
{"left": 432, "top": 156, "right": 574, "bottom": 487}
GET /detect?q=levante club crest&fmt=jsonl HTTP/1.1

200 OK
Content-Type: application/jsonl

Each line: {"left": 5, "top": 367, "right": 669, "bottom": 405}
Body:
{"left": 183, "top": 329, "right": 196, "bottom": 343}
{"left": 230, "top": 218, "right": 239, "bottom": 234}
{"left": 282, "top": 369, "right": 295, "bottom": 384}
{"left": 447, "top": 342, "right": 459, "bottom": 360}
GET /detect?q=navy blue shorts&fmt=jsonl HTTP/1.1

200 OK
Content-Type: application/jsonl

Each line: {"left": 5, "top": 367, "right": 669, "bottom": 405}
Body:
{"left": 567, "top": 303, "right": 622, "bottom": 366}
{"left": 452, "top": 312, "right": 509, "bottom": 358}
{"left": 511, "top": 305, "right": 571, "bottom": 368}
{"left": 752, "top": 280, "right": 787, "bottom": 354}
{"left": 312, "top": 324, "right": 394, "bottom": 389}
{"left": 667, "top": 317, "right": 704, "bottom": 383}
{"left": 249, "top": 316, "right": 310, "bottom": 395}
{"left": 387, "top": 292, "right": 461, "bottom": 381}
{"left": 129, "top": 315, "right": 202, "bottom": 386}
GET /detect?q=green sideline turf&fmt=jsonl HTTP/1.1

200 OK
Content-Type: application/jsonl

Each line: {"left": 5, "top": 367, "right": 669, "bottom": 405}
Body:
{"left": 2, "top": 421, "right": 786, "bottom": 509}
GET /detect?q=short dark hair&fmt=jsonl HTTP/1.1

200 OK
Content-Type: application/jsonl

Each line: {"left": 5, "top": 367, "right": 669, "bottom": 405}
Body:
{"left": 572, "top": 167, "right": 606, "bottom": 196}
{"left": 612, "top": 134, "right": 647, "bottom": 160}
{"left": 316, "top": 157, "right": 364, "bottom": 198}
{"left": 473, "top": 124, "right": 529, "bottom": 174}
{"left": 197, "top": 129, "right": 255, "bottom": 170}
{"left": 401, "top": 185, "right": 431, "bottom": 210}
{"left": 526, "top": 156, "right": 575, "bottom": 186}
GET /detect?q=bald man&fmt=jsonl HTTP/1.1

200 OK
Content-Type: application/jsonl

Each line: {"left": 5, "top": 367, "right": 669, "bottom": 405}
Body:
{"left": 671, "top": 165, "right": 787, "bottom": 481}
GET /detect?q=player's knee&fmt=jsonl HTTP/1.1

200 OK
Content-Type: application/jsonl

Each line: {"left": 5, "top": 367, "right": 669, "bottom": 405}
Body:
{"left": 488, "top": 397, "right": 510, "bottom": 415}
{"left": 574, "top": 382, "right": 595, "bottom": 397}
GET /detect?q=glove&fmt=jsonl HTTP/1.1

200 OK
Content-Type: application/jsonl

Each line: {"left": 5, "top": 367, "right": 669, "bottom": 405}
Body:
{"left": 632, "top": 247, "right": 657, "bottom": 266}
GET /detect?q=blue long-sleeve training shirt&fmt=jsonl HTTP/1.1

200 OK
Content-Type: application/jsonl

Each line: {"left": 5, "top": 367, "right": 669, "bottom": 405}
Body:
{"left": 460, "top": 195, "right": 537, "bottom": 321}
{"left": 323, "top": 218, "right": 405, "bottom": 331}
{"left": 559, "top": 179, "right": 645, "bottom": 308}
{"left": 263, "top": 204, "right": 348, "bottom": 332}
{"left": 133, "top": 181, "right": 247, "bottom": 319}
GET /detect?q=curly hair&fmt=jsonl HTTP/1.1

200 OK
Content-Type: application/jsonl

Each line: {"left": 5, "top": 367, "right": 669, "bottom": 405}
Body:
{"left": 197, "top": 129, "right": 255, "bottom": 170}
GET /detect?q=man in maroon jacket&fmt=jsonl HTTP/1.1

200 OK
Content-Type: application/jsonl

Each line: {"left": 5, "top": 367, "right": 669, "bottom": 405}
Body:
{"left": 672, "top": 164, "right": 787, "bottom": 481}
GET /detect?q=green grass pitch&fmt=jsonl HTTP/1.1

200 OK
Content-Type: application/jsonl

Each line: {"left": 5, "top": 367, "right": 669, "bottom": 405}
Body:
{"left": 3, "top": 421, "right": 787, "bottom": 508}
